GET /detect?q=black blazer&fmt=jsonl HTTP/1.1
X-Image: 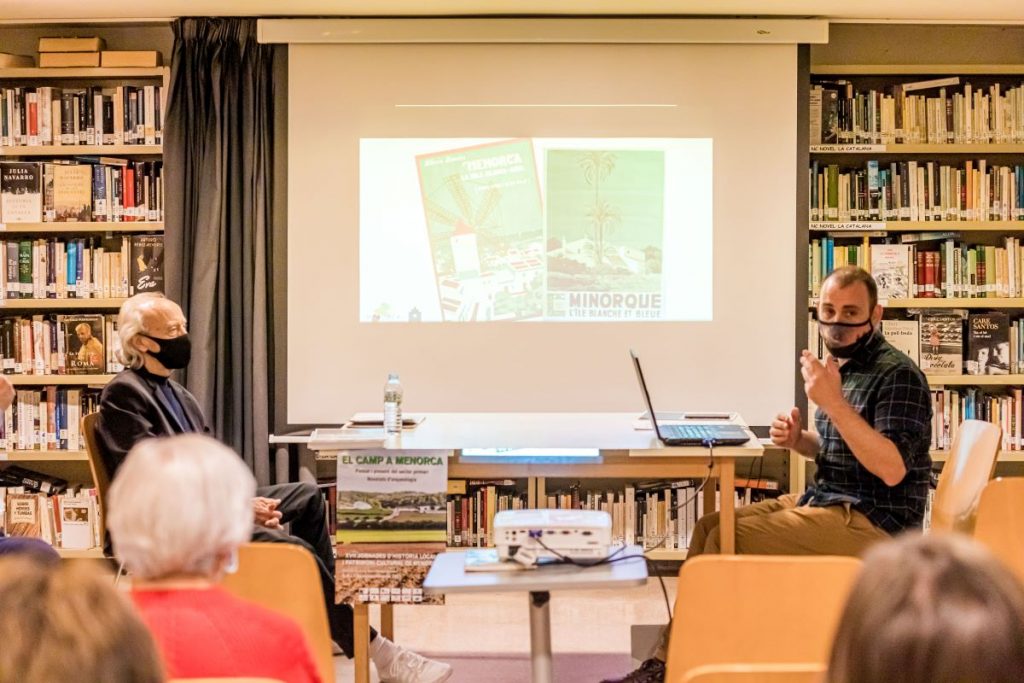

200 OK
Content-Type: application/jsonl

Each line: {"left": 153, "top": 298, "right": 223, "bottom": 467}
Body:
{"left": 95, "top": 368, "right": 210, "bottom": 478}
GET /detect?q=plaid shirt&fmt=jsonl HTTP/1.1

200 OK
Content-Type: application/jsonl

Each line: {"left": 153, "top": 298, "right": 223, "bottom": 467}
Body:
{"left": 799, "top": 330, "right": 933, "bottom": 534}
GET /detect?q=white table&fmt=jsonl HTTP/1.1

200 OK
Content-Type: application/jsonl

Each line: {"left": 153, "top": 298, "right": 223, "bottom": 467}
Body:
{"left": 423, "top": 546, "right": 649, "bottom": 683}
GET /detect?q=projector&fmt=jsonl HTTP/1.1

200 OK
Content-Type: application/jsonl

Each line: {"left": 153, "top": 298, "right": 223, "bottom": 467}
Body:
{"left": 494, "top": 509, "right": 613, "bottom": 566}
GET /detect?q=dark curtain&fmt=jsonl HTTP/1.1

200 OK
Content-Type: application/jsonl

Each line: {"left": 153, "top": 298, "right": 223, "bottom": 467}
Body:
{"left": 164, "top": 17, "right": 274, "bottom": 484}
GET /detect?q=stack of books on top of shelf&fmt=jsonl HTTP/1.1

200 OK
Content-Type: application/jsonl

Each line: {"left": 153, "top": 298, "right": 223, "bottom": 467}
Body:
{"left": 38, "top": 37, "right": 103, "bottom": 69}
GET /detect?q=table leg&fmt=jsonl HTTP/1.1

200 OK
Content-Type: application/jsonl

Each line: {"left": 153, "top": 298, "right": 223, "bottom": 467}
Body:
{"left": 381, "top": 602, "right": 395, "bottom": 640}
{"left": 529, "top": 591, "right": 553, "bottom": 683}
{"left": 354, "top": 603, "right": 371, "bottom": 683}
{"left": 719, "top": 457, "right": 736, "bottom": 554}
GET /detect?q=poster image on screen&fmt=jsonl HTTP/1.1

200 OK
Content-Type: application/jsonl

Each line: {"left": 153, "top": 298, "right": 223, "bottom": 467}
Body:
{"left": 360, "top": 138, "right": 712, "bottom": 323}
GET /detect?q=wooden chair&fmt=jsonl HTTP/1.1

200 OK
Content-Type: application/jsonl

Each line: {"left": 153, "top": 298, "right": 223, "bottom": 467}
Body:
{"left": 664, "top": 555, "right": 861, "bottom": 683}
{"left": 81, "top": 411, "right": 111, "bottom": 549}
{"left": 973, "top": 477, "right": 1024, "bottom": 583}
{"left": 930, "top": 419, "right": 1002, "bottom": 534}
{"left": 681, "top": 663, "right": 826, "bottom": 683}
{"left": 221, "top": 543, "right": 334, "bottom": 683}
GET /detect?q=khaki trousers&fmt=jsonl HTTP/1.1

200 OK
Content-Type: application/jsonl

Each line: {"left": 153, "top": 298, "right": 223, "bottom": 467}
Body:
{"left": 650, "top": 494, "right": 889, "bottom": 662}
{"left": 687, "top": 493, "right": 890, "bottom": 558}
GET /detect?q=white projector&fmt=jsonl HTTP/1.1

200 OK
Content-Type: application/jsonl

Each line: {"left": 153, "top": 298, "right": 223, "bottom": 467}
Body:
{"left": 494, "top": 509, "right": 613, "bottom": 566}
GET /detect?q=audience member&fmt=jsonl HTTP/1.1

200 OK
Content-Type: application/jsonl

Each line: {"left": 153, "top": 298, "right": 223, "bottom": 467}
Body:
{"left": 827, "top": 533, "right": 1024, "bottom": 683}
{"left": 107, "top": 433, "right": 322, "bottom": 683}
{"left": 0, "top": 556, "right": 164, "bottom": 683}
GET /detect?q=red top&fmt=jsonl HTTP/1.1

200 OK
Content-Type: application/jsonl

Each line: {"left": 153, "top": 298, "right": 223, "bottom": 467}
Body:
{"left": 131, "top": 586, "right": 323, "bottom": 683}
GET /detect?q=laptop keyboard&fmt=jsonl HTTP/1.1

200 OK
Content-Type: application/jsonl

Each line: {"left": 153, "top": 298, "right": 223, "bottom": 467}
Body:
{"left": 662, "top": 424, "right": 725, "bottom": 441}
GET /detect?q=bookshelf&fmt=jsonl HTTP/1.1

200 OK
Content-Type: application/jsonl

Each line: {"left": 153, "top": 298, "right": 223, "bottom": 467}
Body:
{"left": 809, "top": 61, "right": 1024, "bottom": 462}
{"left": 0, "top": 62, "right": 168, "bottom": 559}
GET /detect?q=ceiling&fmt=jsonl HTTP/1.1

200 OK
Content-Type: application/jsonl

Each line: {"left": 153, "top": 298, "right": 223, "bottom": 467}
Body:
{"left": 2, "top": 0, "right": 1023, "bottom": 23}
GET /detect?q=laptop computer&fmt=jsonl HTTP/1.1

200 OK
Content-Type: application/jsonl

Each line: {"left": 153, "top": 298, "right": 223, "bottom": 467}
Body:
{"left": 630, "top": 349, "right": 752, "bottom": 447}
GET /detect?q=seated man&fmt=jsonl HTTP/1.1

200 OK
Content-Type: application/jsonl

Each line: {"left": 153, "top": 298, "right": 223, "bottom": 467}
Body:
{"left": 604, "top": 266, "right": 933, "bottom": 683}
{"left": 96, "top": 293, "right": 452, "bottom": 683}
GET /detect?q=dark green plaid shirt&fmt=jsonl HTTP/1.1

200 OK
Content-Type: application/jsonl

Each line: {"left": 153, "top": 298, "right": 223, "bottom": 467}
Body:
{"left": 799, "top": 330, "right": 933, "bottom": 534}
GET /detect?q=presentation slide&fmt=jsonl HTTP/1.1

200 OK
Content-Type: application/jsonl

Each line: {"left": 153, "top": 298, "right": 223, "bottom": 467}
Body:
{"left": 360, "top": 137, "right": 712, "bottom": 323}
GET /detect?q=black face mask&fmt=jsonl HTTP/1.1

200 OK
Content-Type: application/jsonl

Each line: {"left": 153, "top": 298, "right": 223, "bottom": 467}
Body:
{"left": 819, "top": 318, "right": 874, "bottom": 359}
{"left": 143, "top": 333, "right": 191, "bottom": 370}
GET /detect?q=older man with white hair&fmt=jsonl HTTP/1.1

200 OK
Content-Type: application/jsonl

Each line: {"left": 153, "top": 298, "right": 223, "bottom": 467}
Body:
{"left": 96, "top": 293, "right": 452, "bottom": 683}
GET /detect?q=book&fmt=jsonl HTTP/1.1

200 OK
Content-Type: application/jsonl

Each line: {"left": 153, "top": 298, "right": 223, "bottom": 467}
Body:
{"left": 967, "top": 312, "right": 1010, "bottom": 375}
{"left": 129, "top": 234, "right": 164, "bottom": 295}
{"left": 100, "top": 51, "right": 161, "bottom": 67}
{"left": 58, "top": 495, "right": 94, "bottom": 549}
{"left": 870, "top": 244, "right": 910, "bottom": 300}
{"left": 52, "top": 164, "right": 93, "bottom": 222}
{"left": 63, "top": 314, "right": 104, "bottom": 374}
{"left": 38, "top": 37, "right": 106, "bottom": 52}
{"left": 39, "top": 52, "right": 101, "bottom": 68}
{"left": 901, "top": 76, "right": 960, "bottom": 92}
{"left": 4, "top": 493, "right": 41, "bottom": 538}
{"left": 919, "top": 312, "right": 964, "bottom": 376}
{"left": 882, "top": 319, "right": 921, "bottom": 365}
{"left": 0, "top": 53, "right": 33, "bottom": 68}
{"left": 0, "top": 162, "right": 42, "bottom": 223}
{"left": 0, "top": 465, "right": 68, "bottom": 495}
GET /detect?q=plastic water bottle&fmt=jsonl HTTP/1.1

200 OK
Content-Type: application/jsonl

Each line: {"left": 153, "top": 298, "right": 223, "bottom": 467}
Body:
{"left": 383, "top": 373, "right": 403, "bottom": 434}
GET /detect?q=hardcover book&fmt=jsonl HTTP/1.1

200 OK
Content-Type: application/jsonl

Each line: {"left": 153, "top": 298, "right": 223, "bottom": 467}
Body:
{"left": 63, "top": 314, "right": 104, "bottom": 374}
{"left": 130, "top": 234, "right": 163, "bottom": 295}
{"left": 0, "top": 162, "right": 42, "bottom": 223}
{"left": 919, "top": 312, "right": 964, "bottom": 376}
{"left": 52, "top": 164, "right": 93, "bottom": 222}
{"left": 881, "top": 319, "right": 921, "bottom": 365}
{"left": 967, "top": 312, "right": 1010, "bottom": 376}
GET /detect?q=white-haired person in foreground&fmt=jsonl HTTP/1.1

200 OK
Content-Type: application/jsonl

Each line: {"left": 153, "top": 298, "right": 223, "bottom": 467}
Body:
{"left": 108, "top": 434, "right": 322, "bottom": 683}
{"left": 96, "top": 293, "right": 451, "bottom": 683}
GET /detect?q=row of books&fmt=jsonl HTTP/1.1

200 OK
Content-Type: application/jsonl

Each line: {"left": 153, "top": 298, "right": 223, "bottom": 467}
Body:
{"left": 0, "top": 160, "right": 164, "bottom": 223}
{"left": 0, "top": 85, "right": 164, "bottom": 148}
{"left": 809, "top": 239, "right": 1024, "bottom": 300}
{"left": 930, "top": 387, "right": 1024, "bottom": 452}
{"left": 810, "top": 79, "right": 1024, "bottom": 145}
{"left": 809, "top": 160, "right": 1024, "bottom": 223}
{"left": 2, "top": 389, "right": 98, "bottom": 451}
{"left": 0, "top": 316, "right": 122, "bottom": 376}
{"left": 0, "top": 487, "right": 101, "bottom": 550}
{"left": 0, "top": 235, "right": 163, "bottom": 300}
{"left": 446, "top": 480, "right": 527, "bottom": 547}
{"left": 810, "top": 312, "right": 1024, "bottom": 377}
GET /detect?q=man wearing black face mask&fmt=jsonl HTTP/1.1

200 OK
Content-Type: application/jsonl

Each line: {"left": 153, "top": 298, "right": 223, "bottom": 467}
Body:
{"left": 95, "top": 294, "right": 454, "bottom": 683}
{"left": 605, "top": 267, "right": 932, "bottom": 683}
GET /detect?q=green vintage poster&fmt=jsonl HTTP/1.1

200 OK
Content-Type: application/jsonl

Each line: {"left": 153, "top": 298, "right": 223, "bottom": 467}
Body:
{"left": 545, "top": 149, "right": 665, "bottom": 321}
{"left": 417, "top": 139, "right": 545, "bottom": 321}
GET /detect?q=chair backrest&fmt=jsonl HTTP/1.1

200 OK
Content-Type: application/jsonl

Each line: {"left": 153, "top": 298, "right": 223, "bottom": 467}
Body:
{"left": 931, "top": 419, "right": 1001, "bottom": 534}
{"left": 664, "top": 555, "right": 861, "bottom": 683}
{"left": 220, "top": 543, "right": 334, "bottom": 683}
{"left": 81, "top": 411, "right": 110, "bottom": 547}
{"left": 681, "top": 663, "right": 826, "bottom": 683}
{"left": 973, "top": 477, "right": 1024, "bottom": 583}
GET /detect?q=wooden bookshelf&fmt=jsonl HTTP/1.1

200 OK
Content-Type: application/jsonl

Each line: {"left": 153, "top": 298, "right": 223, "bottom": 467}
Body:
{"left": 810, "top": 144, "right": 1024, "bottom": 154}
{"left": 0, "top": 222, "right": 163, "bottom": 233}
{"left": 811, "top": 64, "right": 1024, "bottom": 76}
{"left": 809, "top": 221, "right": 1024, "bottom": 233}
{"left": 0, "top": 67, "right": 167, "bottom": 79}
{"left": 7, "top": 374, "right": 116, "bottom": 386}
{"left": 0, "top": 145, "right": 161, "bottom": 157}
{"left": 0, "top": 298, "right": 126, "bottom": 309}
{"left": 925, "top": 374, "right": 1024, "bottom": 386}
{"left": 56, "top": 547, "right": 104, "bottom": 559}
{"left": 810, "top": 298, "right": 1024, "bottom": 309}
{"left": 0, "top": 450, "right": 88, "bottom": 462}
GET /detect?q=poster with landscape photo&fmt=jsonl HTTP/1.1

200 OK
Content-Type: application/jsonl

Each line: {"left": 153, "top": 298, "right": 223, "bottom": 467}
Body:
{"left": 545, "top": 149, "right": 665, "bottom": 321}
{"left": 335, "top": 450, "right": 449, "bottom": 606}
